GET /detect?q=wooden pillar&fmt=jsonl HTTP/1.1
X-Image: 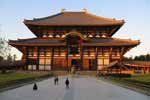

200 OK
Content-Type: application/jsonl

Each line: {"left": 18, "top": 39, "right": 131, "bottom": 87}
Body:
{"left": 108, "top": 47, "right": 112, "bottom": 73}
{"left": 23, "top": 46, "right": 27, "bottom": 70}
{"left": 59, "top": 47, "right": 61, "bottom": 56}
{"left": 110, "top": 47, "right": 112, "bottom": 62}
{"left": 36, "top": 47, "right": 39, "bottom": 70}
{"left": 102, "top": 48, "right": 104, "bottom": 68}
{"left": 95, "top": 47, "right": 98, "bottom": 70}
{"left": 120, "top": 47, "right": 125, "bottom": 62}
{"left": 80, "top": 39, "right": 83, "bottom": 70}
{"left": 51, "top": 47, "right": 54, "bottom": 70}
{"left": 81, "top": 46, "right": 84, "bottom": 70}
{"left": 26, "top": 47, "right": 29, "bottom": 70}
{"left": 43, "top": 47, "right": 46, "bottom": 70}
{"left": 88, "top": 47, "right": 90, "bottom": 56}
{"left": 66, "top": 46, "right": 68, "bottom": 70}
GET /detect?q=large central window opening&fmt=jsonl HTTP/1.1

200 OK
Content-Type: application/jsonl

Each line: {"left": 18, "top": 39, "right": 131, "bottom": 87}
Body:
{"left": 66, "top": 33, "right": 82, "bottom": 55}
{"left": 69, "top": 45, "right": 79, "bottom": 55}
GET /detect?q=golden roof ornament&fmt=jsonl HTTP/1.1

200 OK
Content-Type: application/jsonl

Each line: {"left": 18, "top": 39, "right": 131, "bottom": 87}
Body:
{"left": 83, "top": 8, "right": 88, "bottom": 13}
{"left": 61, "top": 8, "right": 65, "bottom": 13}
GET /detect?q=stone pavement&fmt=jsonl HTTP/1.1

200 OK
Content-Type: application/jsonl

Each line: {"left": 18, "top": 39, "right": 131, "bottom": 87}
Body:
{"left": 0, "top": 76, "right": 149, "bottom": 100}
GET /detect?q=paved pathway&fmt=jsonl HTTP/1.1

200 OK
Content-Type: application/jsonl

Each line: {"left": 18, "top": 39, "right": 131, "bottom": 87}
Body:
{"left": 0, "top": 76, "right": 149, "bottom": 100}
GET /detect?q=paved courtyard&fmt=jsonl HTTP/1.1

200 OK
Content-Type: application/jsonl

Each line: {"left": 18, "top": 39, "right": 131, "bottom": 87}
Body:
{"left": 0, "top": 76, "right": 149, "bottom": 100}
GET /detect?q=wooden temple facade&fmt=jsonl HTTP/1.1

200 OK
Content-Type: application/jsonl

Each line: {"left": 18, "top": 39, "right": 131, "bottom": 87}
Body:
{"left": 9, "top": 10, "right": 140, "bottom": 71}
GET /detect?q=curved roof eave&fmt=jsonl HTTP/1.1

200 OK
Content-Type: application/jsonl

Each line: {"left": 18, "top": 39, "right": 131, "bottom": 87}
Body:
{"left": 23, "top": 11, "right": 124, "bottom": 26}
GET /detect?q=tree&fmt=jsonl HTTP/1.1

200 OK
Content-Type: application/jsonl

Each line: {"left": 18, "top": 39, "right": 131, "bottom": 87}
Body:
{"left": 13, "top": 54, "right": 17, "bottom": 61}
{"left": 0, "top": 38, "right": 11, "bottom": 59}
{"left": 134, "top": 55, "right": 141, "bottom": 61}
{"left": 123, "top": 56, "right": 131, "bottom": 61}
{"left": 7, "top": 53, "right": 13, "bottom": 62}
{"left": 0, "top": 56, "right": 3, "bottom": 61}
{"left": 0, "top": 38, "right": 12, "bottom": 73}
{"left": 124, "top": 54, "right": 150, "bottom": 61}
{"left": 140, "top": 55, "right": 145, "bottom": 61}
{"left": 145, "top": 54, "right": 150, "bottom": 61}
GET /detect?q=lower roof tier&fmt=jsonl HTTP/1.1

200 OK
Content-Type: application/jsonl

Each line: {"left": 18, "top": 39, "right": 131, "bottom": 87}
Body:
{"left": 9, "top": 37, "right": 140, "bottom": 47}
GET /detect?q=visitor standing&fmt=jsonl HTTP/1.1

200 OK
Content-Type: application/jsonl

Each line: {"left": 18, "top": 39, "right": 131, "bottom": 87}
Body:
{"left": 33, "top": 83, "right": 38, "bottom": 90}
{"left": 65, "top": 78, "right": 69, "bottom": 89}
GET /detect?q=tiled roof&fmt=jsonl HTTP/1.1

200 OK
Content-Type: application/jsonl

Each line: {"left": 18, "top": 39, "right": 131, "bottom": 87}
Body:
{"left": 24, "top": 12, "right": 124, "bottom": 26}
{"left": 9, "top": 38, "right": 65, "bottom": 46}
{"left": 83, "top": 38, "right": 140, "bottom": 46}
{"left": 9, "top": 38, "right": 139, "bottom": 47}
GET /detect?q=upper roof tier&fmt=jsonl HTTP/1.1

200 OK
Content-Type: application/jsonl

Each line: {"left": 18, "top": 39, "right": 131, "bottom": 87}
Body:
{"left": 24, "top": 11, "right": 124, "bottom": 26}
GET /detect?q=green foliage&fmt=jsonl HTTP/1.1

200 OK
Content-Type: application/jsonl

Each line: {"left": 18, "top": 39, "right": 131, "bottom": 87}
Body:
{"left": 124, "top": 74, "right": 150, "bottom": 85}
{"left": 0, "top": 72, "right": 52, "bottom": 89}
{"left": 123, "top": 56, "right": 133, "bottom": 61}
{"left": 0, "top": 38, "right": 14, "bottom": 73}
{"left": 0, "top": 56, "right": 3, "bottom": 61}
{"left": 99, "top": 73, "right": 131, "bottom": 78}
{"left": 0, "top": 72, "right": 50, "bottom": 83}
{"left": 123, "top": 54, "right": 150, "bottom": 61}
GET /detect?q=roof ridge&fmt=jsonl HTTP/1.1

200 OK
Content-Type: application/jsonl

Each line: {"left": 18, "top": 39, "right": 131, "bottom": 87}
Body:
{"left": 113, "top": 38, "right": 139, "bottom": 43}
{"left": 17, "top": 37, "right": 37, "bottom": 41}
{"left": 24, "top": 11, "right": 124, "bottom": 23}
{"left": 24, "top": 12, "right": 85, "bottom": 22}
{"left": 25, "top": 12, "right": 86, "bottom": 22}
{"left": 24, "top": 13, "right": 62, "bottom": 22}
{"left": 85, "top": 12, "right": 124, "bottom": 22}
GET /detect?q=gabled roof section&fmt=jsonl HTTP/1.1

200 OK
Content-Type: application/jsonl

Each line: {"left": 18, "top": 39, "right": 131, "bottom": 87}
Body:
{"left": 24, "top": 11, "right": 124, "bottom": 26}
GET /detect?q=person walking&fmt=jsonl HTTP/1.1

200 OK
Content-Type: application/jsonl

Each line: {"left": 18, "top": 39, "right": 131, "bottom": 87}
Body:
{"left": 65, "top": 78, "right": 69, "bottom": 89}
{"left": 54, "top": 76, "right": 59, "bottom": 85}
{"left": 56, "top": 76, "right": 59, "bottom": 85}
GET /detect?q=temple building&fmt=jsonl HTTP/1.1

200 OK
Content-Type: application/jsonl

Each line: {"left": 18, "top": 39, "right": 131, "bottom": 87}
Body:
{"left": 9, "top": 10, "right": 140, "bottom": 71}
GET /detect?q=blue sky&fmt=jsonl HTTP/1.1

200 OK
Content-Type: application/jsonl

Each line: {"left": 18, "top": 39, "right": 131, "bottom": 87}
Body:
{"left": 0, "top": 0, "right": 150, "bottom": 59}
